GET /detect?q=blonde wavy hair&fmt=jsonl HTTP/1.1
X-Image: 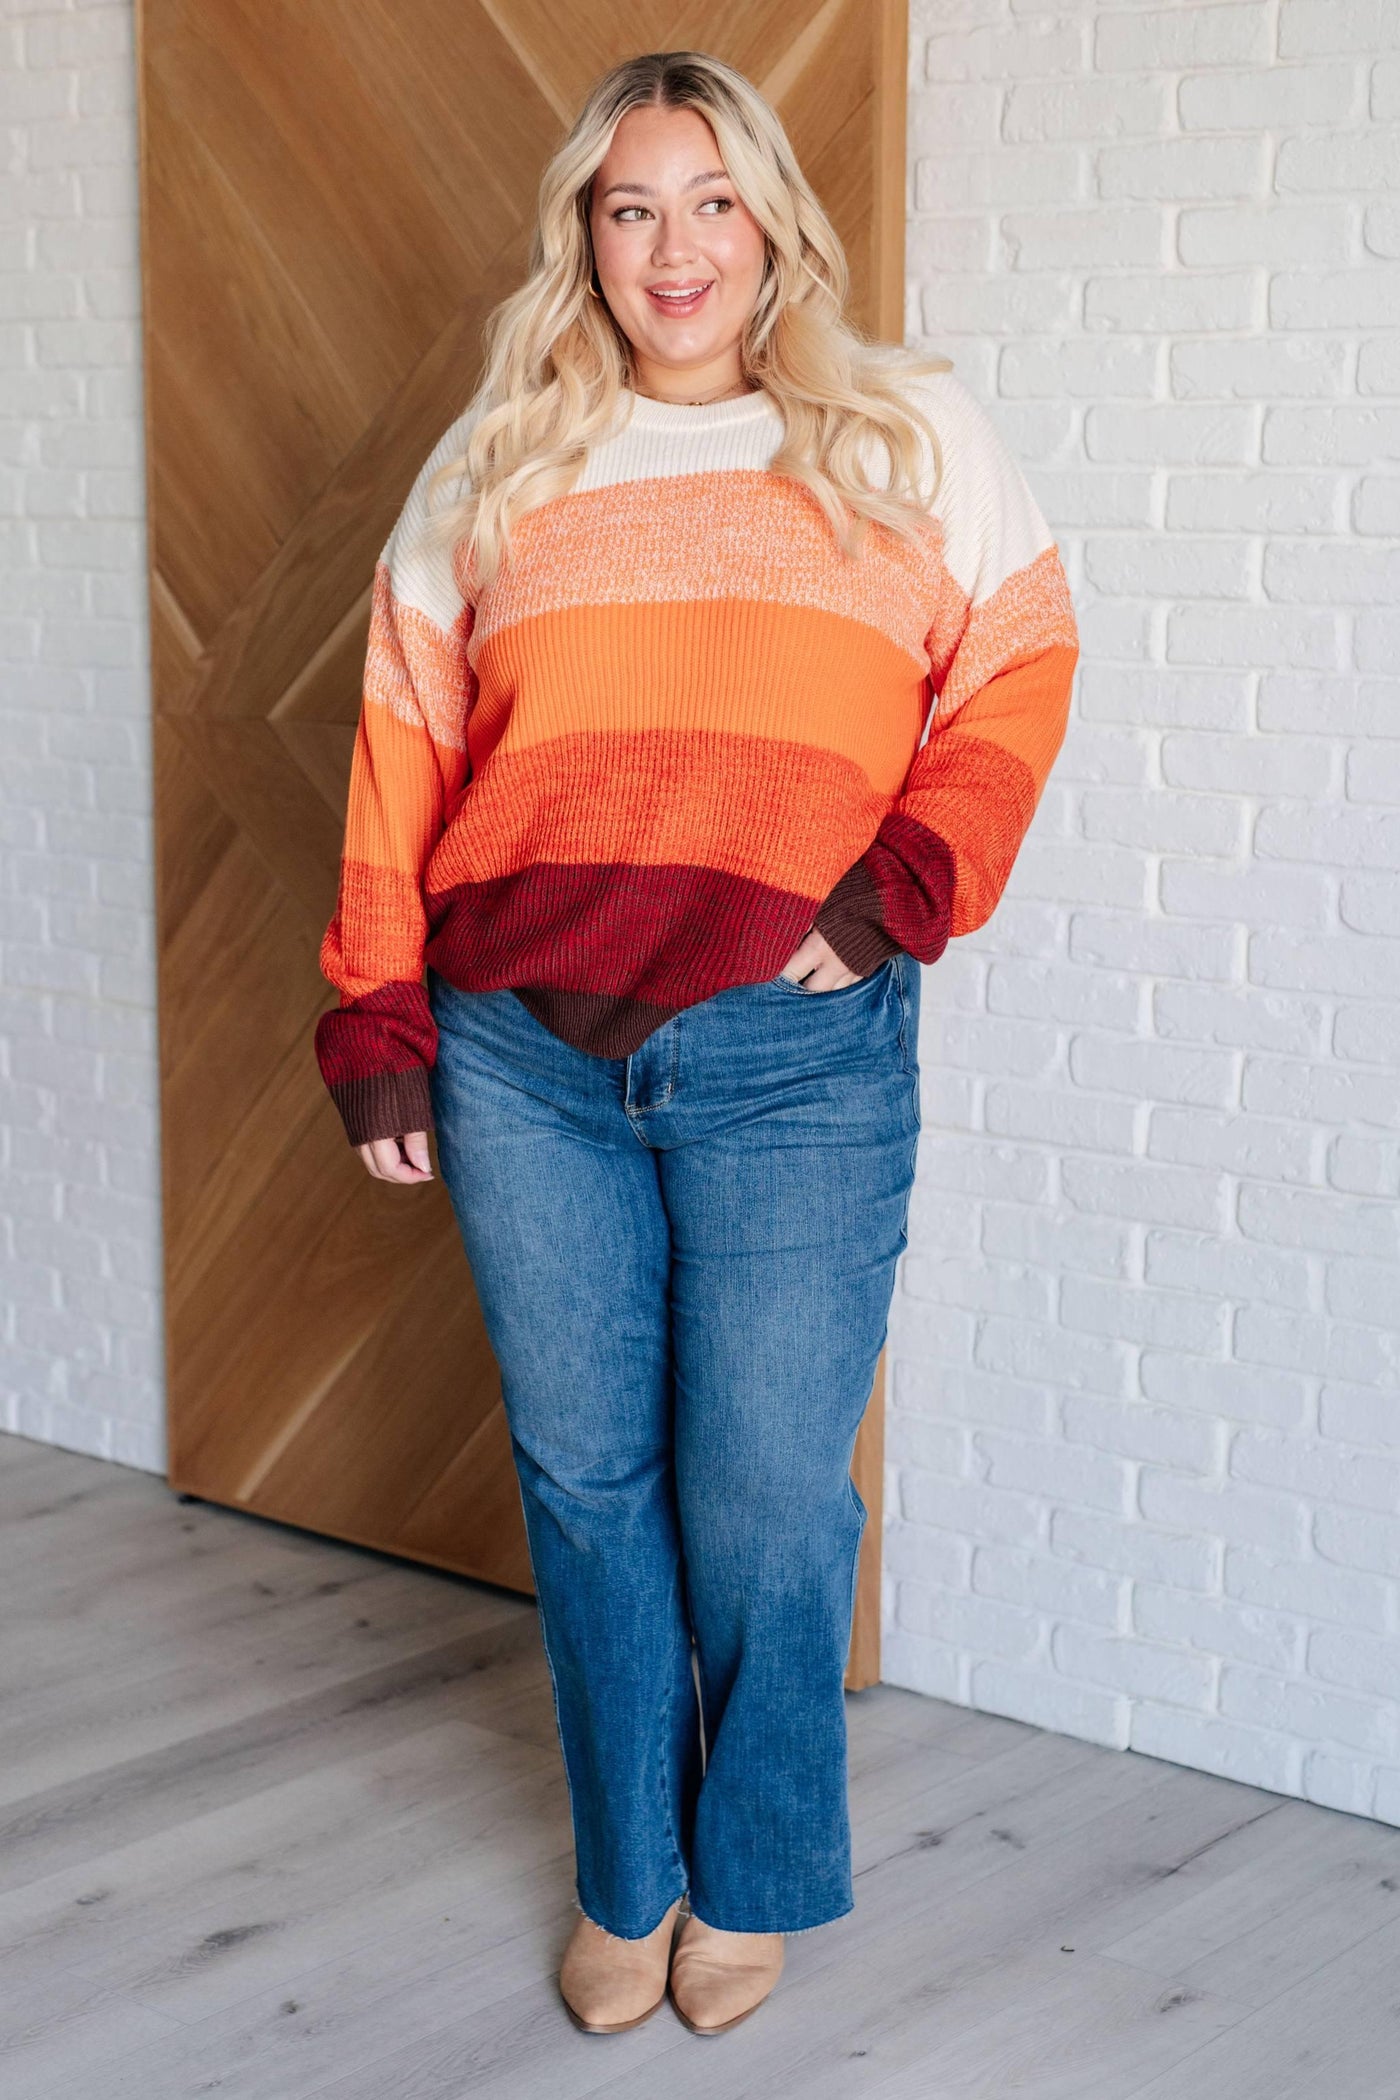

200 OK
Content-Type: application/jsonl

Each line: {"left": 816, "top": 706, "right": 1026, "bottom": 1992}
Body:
{"left": 420, "top": 49, "right": 954, "bottom": 591}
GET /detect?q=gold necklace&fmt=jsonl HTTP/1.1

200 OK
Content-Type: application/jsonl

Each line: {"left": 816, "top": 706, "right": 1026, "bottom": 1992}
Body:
{"left": 632, "top": 378, "right": 756, "bottom": 407}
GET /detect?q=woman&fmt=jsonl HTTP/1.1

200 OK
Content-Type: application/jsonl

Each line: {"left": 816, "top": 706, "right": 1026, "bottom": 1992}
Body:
{"left": 315, "top": 50, "right": 1078, "bottom": 2039}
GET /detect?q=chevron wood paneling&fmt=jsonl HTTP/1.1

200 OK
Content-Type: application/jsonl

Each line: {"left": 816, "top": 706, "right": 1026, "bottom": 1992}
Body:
{"left": 138, "top": 0, "right": 910, "bottom": 1681}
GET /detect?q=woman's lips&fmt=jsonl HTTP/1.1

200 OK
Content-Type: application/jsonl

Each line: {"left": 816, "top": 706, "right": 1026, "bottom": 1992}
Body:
{"left": 645, "top": 281, "right": 713, "bottom": 316}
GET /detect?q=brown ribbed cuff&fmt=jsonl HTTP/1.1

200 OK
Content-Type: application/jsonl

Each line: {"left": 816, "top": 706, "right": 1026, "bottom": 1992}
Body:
{"left": 329, "top": 1063, "right": 435, "bottom": 1148}
{"left": 812, "top": 859, "right": 905, "bottom": 977}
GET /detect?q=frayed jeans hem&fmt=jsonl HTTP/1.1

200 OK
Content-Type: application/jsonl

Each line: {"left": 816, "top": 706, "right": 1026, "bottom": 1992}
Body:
{"left": 575, "top": 1886, "right": 688, "bottom": 1942}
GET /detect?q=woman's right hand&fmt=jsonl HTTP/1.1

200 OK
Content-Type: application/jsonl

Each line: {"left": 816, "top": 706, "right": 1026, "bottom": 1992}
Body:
{"left": 356, "top": 1130, "right": 434, "bottom": 1184}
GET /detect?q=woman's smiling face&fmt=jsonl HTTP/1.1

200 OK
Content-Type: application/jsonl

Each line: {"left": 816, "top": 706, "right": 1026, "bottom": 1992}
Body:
{"left": 587, "top": 103, "right": 768, "bottom": 394}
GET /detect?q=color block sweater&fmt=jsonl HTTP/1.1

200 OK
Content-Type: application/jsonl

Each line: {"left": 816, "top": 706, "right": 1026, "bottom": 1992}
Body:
{"left": 315, "top": 372, "right": 1079, "bottom": 1147}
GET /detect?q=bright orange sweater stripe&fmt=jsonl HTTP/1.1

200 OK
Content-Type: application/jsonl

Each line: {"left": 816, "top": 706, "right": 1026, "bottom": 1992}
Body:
{"left": 467, "top": 598, "right": 929, "bottom": 790}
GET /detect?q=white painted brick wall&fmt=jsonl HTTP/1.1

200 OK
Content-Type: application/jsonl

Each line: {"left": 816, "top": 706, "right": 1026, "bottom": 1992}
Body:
{"left": 891, "top": 0, "right": 1400, "bottom": 1825}
{"left": 4, "top": 0, "right": 1398, "bottom": 1826}
{"left": 0, "top": 0, "right": 162, "bottom": 1471}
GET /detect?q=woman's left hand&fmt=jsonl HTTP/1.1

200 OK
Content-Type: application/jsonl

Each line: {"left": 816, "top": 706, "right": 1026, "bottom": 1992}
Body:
{"left": 776, "top": 928, "right": 865, "bottom": 992}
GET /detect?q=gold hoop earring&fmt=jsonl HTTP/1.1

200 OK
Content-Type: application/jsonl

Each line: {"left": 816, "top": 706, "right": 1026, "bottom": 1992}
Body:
{"left": 586, "top": 276, "right": 602, "bottom": 300}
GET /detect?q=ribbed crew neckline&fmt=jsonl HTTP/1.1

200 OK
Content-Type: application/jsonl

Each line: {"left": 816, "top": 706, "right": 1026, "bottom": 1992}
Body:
{"left": 621, "top": 385, "right": 780, "bottom": 431}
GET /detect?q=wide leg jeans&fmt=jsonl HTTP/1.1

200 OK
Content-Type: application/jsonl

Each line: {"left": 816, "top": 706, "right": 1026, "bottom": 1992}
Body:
{"left": 427, "top": 951, "right": 922, "bottom": 1938}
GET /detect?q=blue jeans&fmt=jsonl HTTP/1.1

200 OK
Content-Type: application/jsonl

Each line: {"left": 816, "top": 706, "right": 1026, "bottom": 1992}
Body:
{"left": 426, "top": 952, "right": 922, "bottom": 1938}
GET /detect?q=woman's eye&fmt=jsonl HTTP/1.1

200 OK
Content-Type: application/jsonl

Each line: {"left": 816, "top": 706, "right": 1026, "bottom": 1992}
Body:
{"left": 612, "top": 197, "right": 735, "bottom": 222}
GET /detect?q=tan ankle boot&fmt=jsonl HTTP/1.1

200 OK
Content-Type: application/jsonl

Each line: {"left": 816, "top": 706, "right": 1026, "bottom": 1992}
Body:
{"left": 668, "top": 1914, "right": 785, "bottom": 2035}
{"left": 558, "top": 1898, "right": 682, "bottom": 2033}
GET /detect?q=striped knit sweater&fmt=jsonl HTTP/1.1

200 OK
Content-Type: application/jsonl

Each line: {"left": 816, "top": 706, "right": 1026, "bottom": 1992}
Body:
{"left": 315, "top": 372, "right": 1079, "bottom": 1147}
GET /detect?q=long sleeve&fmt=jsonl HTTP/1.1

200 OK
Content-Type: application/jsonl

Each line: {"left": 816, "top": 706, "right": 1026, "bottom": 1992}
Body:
{"left": 814, "top": 378, "right": 1079, "bottom": 975}
{"left": 314, "top": 413, "right": 478, "bottom": 1147}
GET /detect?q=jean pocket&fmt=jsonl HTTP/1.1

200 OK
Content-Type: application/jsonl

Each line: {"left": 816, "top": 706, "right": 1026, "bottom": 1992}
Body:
{"left": 767, "top": 956, "right": 897, "bottom": 998}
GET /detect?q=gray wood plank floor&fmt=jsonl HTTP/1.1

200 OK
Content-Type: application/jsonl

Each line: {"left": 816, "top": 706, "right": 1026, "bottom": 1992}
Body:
{"left": 4, "top": 1431, "right": 1398, "bottom": 2099}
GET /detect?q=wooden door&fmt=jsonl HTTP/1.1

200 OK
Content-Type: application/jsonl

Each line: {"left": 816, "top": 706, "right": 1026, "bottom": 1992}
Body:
{"left": 139, "top": 0, "right": 909, "bottom": 1684}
